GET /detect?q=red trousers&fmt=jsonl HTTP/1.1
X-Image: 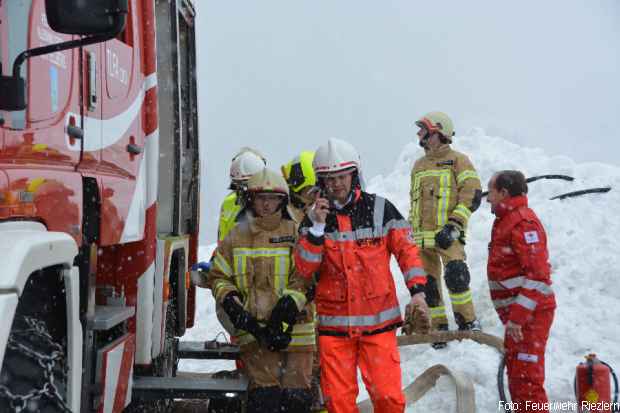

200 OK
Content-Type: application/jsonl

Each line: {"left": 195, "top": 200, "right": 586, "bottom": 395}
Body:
{"left": 319, "top": 330, "right": 405, "bottom": 413}
{"left": 504, "top": 308, "right": 554, "bottom": 412}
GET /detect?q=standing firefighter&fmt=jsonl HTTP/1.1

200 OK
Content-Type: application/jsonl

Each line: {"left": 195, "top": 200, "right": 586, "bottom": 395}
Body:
{"left": 207, "top": 168, "right": 316, "bottom": 413}
{"left": 282, "top": 150, "right": 317, "bottom": 224}
{"left": 486, "top": 170, "right": 556, "bottom": 412}
{"left": 410, "top": 111, "right": 483, "bottom": 348}
{"left": 218, "top": 147, "right": 267, "bottom": 242}
{"left": 295, "top": 138, "right": 429, "bottom": 413}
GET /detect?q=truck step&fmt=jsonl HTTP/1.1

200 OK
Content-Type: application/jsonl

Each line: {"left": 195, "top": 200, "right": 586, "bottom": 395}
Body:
{"left": 132, "top": 372, "right": 248, "bottom": 401}
{"left": 178, "top": 340, "right": 240, "bottom": 360}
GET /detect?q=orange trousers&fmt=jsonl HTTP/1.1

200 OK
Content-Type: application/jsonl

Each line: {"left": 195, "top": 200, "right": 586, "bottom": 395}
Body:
{"left": 319, "top": 330, "right": 405, "bottom": 413}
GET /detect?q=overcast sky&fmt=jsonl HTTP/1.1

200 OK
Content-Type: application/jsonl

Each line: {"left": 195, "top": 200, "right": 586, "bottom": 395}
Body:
{"left": 194, "top": 0, "right": 620, "bottom": 243}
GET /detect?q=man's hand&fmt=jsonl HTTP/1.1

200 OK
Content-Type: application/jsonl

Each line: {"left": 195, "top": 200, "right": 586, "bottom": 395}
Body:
{"left": 403, "top": 292, "right": 430, "bottom": 334}
{"left": 435, "top": 224, "right": 459, "bottom": 250}
{"left": 505, "top": 321, "right": 523, "bottom": 342}
{"left": 308, "top": 197, "right": 330, "bottom": 224}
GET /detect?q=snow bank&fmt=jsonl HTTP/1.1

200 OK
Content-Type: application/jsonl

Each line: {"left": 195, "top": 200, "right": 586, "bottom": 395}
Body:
{"left": 183, "top": 129, "right": 620, "bottom": 412}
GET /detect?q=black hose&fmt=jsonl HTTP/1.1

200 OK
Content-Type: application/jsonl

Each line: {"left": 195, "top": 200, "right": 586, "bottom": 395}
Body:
{"left": 481, "top": 174, "right": 575, "bottom": 197}
{"left": 550, "top": 187, "right": 611, "bottom": 200}
{"left": 601, "top": 361, "right": 619, "bottom": 412}
{"left": 497, "top": 355, "right": 512, "bottom": 412}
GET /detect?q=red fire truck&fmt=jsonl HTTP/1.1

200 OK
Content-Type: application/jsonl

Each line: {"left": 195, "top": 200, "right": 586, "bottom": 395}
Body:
{"left": 0, "top": 1, "right": 244, "bottom": 411}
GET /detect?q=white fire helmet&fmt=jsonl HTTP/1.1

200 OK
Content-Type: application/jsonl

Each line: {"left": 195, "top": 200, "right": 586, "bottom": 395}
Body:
{"left": 229, "top": 148, "right": 267, "bottom": 184}
{"left": 312, "top": 138, "right": 361, "bottom": 176}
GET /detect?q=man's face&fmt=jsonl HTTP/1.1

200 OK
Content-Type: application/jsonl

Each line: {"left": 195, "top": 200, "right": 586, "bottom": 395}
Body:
{"left": 253, "top": 193, "right": 283, "bottom": 217}
{"left": 324, "top": 169, "right": 354, "bottom": 203}
{"left": 486, "top": 176, "right": 508, "bottom": 213}
{"left": 417, "top": 127, "right": 442, "bottom": 149}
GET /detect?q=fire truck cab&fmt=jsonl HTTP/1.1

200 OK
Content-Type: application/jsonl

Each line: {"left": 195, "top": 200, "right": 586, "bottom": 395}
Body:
{"left": 0, "top": 1, "right": 244, "bottom": 411}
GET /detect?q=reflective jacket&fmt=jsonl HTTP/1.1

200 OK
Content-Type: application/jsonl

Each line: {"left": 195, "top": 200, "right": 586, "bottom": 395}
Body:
{"left": 487, "top": 195, "right": 556, "bottom": 325}
{"left": 218, "top": 192, "right": 243, "bottom": 243}
{"left": 209, "top": 213, "right": 315, "bottom": 350}
{"left": 409, "top": 145, "right": 481, "bottom": 248}
{"left": 295, "top": 189, "right": 426, "bottom": 336}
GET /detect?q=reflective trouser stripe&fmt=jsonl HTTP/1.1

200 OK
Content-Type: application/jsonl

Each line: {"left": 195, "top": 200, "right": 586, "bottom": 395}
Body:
{"left": 430, "top": 306, "right": 446, "bottom": 319}
{"left": 318, "top": 306, "right": 401, "bottom": 328}
{"left": 449, "top": 290, "right": 473, "bottom": 305}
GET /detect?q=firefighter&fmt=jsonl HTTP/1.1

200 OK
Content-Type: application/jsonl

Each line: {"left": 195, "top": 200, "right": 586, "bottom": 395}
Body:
{"left": 410, "top": 111, "right": 483, "bottom": 348}
{"left": 486, "top": 170, "right": 556, "bottom": 412}
{"left": 218, "top": 147, "right": 267, "bottom": 242}
{"left": 295, "top": 138, "right": 429, "bottom": 413}
{"left": 281, "top": 150, "right": 317, "bottom": 224}
{"left": 207, "top": 168, "right": 316, "bottom": 413}
{"left": 282, "top": 151, "right": 327, "bottom": 413}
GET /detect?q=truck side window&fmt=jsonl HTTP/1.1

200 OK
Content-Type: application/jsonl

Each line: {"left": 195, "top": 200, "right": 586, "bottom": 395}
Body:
{"left": 4, "top": 0, "right": 32, "bottom": 129}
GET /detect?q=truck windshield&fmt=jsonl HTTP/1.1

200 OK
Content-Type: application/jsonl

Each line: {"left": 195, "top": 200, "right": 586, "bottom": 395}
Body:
{"left": 2, "top": 0, "right": 33, "bottom": 128}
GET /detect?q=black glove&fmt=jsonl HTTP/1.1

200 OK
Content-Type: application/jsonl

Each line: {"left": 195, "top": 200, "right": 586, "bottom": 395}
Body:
{"left": 221, "top": 292, "right": 266, "bottom": 340}
{"left": 435, "top": 224, "right": 460, "bottom": 250}
{"left": 264, "top": 322, "right": 293, "bottom": 352}
{"left": 269, "top": 295, "right": 300, "bottom": 327}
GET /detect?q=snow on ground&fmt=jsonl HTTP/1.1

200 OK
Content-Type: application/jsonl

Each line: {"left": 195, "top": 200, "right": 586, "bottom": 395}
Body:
{"left": 181, "top": 129, "right": 620, "bottom": 412}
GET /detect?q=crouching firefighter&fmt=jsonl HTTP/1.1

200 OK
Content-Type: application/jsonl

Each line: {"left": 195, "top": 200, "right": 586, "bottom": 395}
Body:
{"left": 206, "top": 168, "right": 316, "bottom": 413}
{"left": 410, "top": 112, "right": 483, "bottom": 348}
{"left": 295, "top": 138, "right": 429, "bottom": 413}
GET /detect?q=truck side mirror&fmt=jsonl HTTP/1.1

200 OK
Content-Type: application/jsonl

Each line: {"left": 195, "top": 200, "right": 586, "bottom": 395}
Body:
{"left": 45, "top": 0, "right": 128, "bottom": 35}
{"left": 0, "top": 75, "right": 26, "bottom": 111}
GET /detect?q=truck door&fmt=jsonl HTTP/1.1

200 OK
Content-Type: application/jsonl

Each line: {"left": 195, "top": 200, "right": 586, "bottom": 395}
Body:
{"left": 99, "top": 0, "right": 146, "bottom": 245}
{"left": 0, "top": 0, "right": 81, "bottom": 167}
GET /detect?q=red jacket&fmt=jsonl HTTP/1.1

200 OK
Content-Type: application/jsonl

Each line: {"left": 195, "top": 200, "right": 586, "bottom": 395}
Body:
{"left": 487, "top": 195, "right": 556, "bottom": 325}
{"left": 295, "top": 189, "right": 426, "bottom": 336}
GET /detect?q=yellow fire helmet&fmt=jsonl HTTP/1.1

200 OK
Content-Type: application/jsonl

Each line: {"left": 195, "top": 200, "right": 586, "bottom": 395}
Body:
{"left": 281, "top": 151, "right": 316, "bottom": 194}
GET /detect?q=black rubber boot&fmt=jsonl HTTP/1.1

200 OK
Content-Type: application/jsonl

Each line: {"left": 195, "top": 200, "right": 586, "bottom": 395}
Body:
{"left": 247, "top": 386, "right": 283, "bottom": 413}
{"left": 281, "top": 388, "right": 313, "bottom": 413}
{"left": 431, "top": 324, "right": 449, "bottom": 350}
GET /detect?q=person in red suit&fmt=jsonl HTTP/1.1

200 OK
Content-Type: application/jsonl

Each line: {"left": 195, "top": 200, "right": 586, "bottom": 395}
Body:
{"left": 295, "top": 138, "right": 429, "bottom": 413}
{"left": 486, "top": 170, "right": 556, "bottom": 412}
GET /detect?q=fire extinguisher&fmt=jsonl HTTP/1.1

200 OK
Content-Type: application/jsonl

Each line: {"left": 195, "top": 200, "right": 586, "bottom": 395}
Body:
{"left": 574, "top": 354, "right": 618, "bottom": 412}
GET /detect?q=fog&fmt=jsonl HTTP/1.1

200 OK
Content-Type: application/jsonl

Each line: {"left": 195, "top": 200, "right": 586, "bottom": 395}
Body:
{"left": 194, "top": 0, "right": 620, "bottom": 243}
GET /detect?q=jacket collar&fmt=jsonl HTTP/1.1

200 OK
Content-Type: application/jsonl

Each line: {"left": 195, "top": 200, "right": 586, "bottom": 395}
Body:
{"left": 425, "top": 144, "right": 451, "bottom": 159}
{"left": 494, "top": 195, "right": 528, "bottom": 219}
{"left": 249, "top": 211, "right": 283, "bottom": 233}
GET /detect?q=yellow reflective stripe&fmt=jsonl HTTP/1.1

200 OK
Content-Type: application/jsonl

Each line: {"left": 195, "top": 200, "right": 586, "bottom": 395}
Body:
{"left": 288, "top": 335, "right": 316, "bottom": 346}
{"left": 233, "top": 255, "right": 248, "bottom": 295}
{"left": 283, "top": 289, "right": 307, "bottom": 309}
{"left": 213, "top": 279, "right": 233, "bottom": 301}
{"left": 413, "top": 230, "right": 437, "bottom": 248}
{"left": 430, "top": 306, "right": 446, "bottom": 319}
{"left": 456, "top": 170, "right": 479, "bottom": 185}
{"left": 292, "top": 322, "right": 316, "bottom": 335}
{"left": 233, "top": 247, "right": 290, "bottom": 257}
{"left": 453, "top": 203, "right": 472, "bottom": 222}
{"left": 437, "top": 172, "right": 450, "bottom": 227}
{"left": 449, "top": 290, "right": 473, "bottom": 305}
{"left": 411, "top": 169, "right": 453, "bottom": 230}
{"left": 214, "top": 252, "right": 233, "bottom": 276}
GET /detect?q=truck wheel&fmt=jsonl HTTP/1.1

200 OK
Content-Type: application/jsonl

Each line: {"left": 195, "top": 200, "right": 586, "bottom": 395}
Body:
{"left": 0, "top": 315, "right": 68, "bottom": 413}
